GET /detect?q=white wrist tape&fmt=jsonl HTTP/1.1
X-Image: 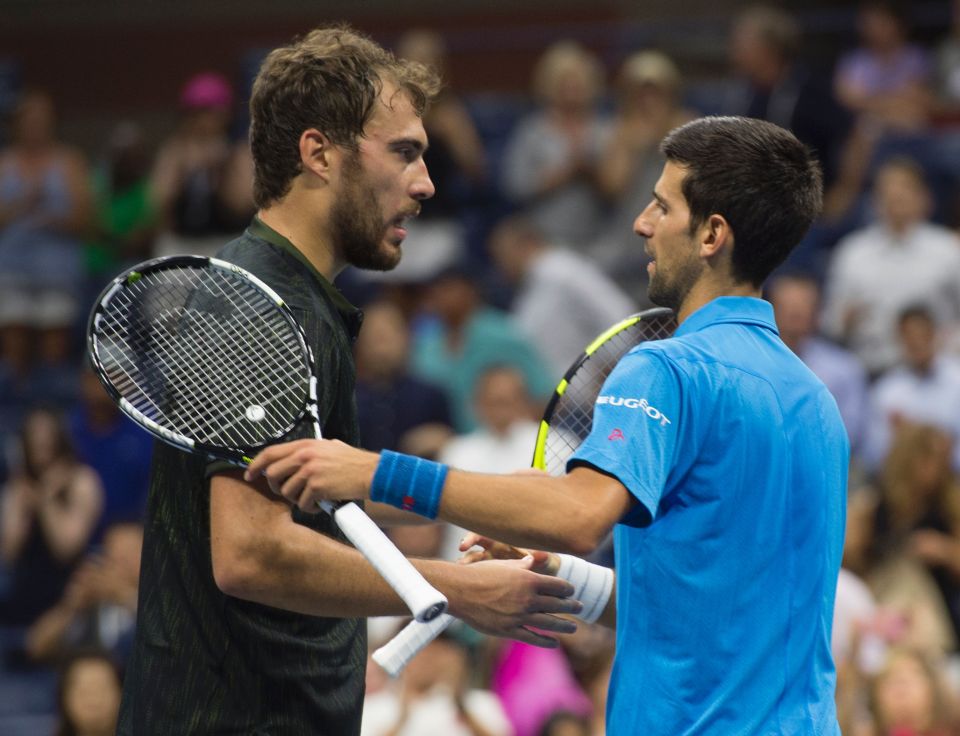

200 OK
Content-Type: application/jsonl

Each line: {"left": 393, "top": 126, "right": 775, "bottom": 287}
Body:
{"left": 555, "top": 554, "right": 614, "bottom": 623}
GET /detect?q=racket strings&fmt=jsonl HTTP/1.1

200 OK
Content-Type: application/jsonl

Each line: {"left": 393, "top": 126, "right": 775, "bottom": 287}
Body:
{"left": 105, "top": 274, "right": 269, "bottom": 446}
{"left": 151, "top": 268, "right": 306, "bottom": 444}
{"left": 101, "top": 275, "right": 270, "bottom": 448}
{"left": 95, "top": 265, "right": 310, "bottom": 449}
{"left": 115, "top": 271, "right": 300, "bottom": 447}
{"left": 148, "top": 271, "right": 300, "bottom": 437}
{"left": 543, "top": 314, "right": 677, "bottom": 475}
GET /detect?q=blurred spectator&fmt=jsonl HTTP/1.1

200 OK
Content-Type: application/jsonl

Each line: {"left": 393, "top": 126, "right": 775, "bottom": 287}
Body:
{"left": 768, "top": 273, "right": 869, "bottom": 455}
{"left": 489, "top": 639, "right": 591, "bottom": 736}
{"left": 833, "top": 567, "right": 885, "bottom": 678}
{"left": 438, "top": 365, "right": 539, "bottom": 475}
{"left": 727, "top": 5, "right": 852, "bottom": 188}
{"left": 68, "top": 366, "right": 152, "bottom": 540}
{"left": 54, "top": 649, "right": 122, "bottom": 736}
{"left": 554, "top": 623, "right": 614, "bottom": 733}
{"left": 26, "top": 521, "right": 142, "bottom": 666}
{"left": 501, "top": 42, "right": 609, "bottom": 250}
{"left": 354, "top": 300, "right": 453, "bottom": 458}
{"left": 584, "top": 655, "right": 611, "bottom": 736}
{"left": 84, "top": 121, "right": 157, "bottom": 284}
{"left": 821, "top": 157, "right": 960, "bottom": 376}
{"left": 0, "top": 311, "right": 32, "bottom": 446}
{"left": 0, "top": 408, "right": 103, "bottom": 626}
{"left": 857, "top": 423, "right": 960, "bottom": 651}
{"left": 593, "top": 51, "right": 694, "bottom": 296}
{"left": 410, "top": 266, "right": 553, "bottom": 432}
{"left": 0, "top": 89, "right": 92, "bottom": 335}
{"left": 537, "top": 711, "right": 591, "bottom": 736}
{"left": 866, "top": 647, "right": 957, "bottom": 736}
{"left": 864, "top": 306, "right": 960, "bottom": 472}
{"left": 488, "top": 216, "right": 636, "bottom": 378}
{"left": 150, "top": 72, "right": 254, "bottom": 257}
{"left": 834, "top": 1, "right": 933, "bottom": 136}
{"left": 387, "top": 29, "right": 486, "bottom": 282}
{"left": 436, "top": 365, "right": 540, "bottom": 562}
{"left": 31, "top": 301, "right": 81, "bottom": 413}
{"left": 936, "top": 0, "right": 960, "bottom": 114}
{"left": 361, "top": 630, "right": 512, "bottom": 736}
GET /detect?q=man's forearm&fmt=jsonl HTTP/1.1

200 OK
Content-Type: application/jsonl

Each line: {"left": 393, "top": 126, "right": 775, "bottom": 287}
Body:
{"left": 437, "top": 470, "right": 611, "bottom": 554}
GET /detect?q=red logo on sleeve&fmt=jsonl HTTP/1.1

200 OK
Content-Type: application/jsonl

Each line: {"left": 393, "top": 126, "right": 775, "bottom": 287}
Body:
{"left": 608, "top": 428, "right": 625, "bottom": 441}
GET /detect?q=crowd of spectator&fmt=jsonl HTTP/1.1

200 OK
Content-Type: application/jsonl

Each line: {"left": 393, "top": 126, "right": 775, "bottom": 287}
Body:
{"left": 5, "top": 3, "right": 960, "bottom": 733}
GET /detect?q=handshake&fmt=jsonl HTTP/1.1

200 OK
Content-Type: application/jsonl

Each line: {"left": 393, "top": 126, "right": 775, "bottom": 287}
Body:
{"left": 375, "top": 532, "right": 615, "bottom": 677}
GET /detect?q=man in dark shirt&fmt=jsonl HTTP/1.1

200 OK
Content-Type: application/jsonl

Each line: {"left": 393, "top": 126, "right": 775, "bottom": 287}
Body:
{"left": 119, "top": 25, "right": 578, "bottom": 736}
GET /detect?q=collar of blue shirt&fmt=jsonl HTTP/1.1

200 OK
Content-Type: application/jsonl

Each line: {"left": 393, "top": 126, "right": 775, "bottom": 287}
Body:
{"left": 674, "top": 296, "right": 779, "bottom": 337}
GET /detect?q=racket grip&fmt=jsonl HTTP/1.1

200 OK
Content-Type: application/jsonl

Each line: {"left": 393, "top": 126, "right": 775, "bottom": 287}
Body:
{"left": 322, "top": 501, "right": 448, "bottom": 623}
{"left": 373, "top": 613, "right": 454, "bottom": 677}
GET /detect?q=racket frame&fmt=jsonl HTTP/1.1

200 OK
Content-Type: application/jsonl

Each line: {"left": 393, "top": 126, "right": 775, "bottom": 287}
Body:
{"left": 88, "top": 255, "right": 318, "bottom": 466}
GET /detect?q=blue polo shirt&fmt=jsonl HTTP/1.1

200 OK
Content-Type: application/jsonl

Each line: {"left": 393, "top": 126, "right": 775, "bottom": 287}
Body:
{"left": 569, "top": 297, "right": 847, "bottom": 735}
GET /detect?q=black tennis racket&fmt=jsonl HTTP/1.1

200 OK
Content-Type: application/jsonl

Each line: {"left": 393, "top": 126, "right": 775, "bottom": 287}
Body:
{"left": 372, "top": 308, "right": 677, "bottom": 674}
{"left": 87, "top": 255, "right": 447, "bottom": 622}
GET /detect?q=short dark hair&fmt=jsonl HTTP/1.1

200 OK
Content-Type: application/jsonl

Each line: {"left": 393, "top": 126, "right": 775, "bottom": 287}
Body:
{"left": 249, "top": 24, "right": 441, "bottom": 208}
{"left": 660, "top": 116, "right": 822, "bottom": 287}
{"left": 898, "top": 303, "right": 935, "bottom": 328}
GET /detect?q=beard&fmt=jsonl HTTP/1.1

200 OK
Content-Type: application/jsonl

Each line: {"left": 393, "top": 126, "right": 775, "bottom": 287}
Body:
{"left": 330, "top": 153, "right": 402, "bottom": 272}
{"left": 647, "top": 250, "right": 701, "bottom": 313}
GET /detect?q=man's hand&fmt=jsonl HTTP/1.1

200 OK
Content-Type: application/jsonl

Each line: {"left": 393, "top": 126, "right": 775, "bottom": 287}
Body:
{"left": 445, "top": 556, "right": 581, "bottom": 648}
{"left": 458, "top": 532, "right": 559, "bottom": 576}
{"left": 244, "top": 439, "right": 378, "bottom": 512}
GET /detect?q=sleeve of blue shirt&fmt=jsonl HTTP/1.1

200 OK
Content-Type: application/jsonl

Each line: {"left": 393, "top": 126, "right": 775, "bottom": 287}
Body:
{"left": 567, "top": 347, "right": 683, "bottom": 525}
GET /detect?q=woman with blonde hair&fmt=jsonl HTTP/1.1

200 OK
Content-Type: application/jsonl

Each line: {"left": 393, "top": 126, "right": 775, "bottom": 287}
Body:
{"left": 854, "top": 422, "right": 960, "bottom": 654}
{"left": 867, "top": 647, "right": 957, "bottom": 736}
{"left": 501, "top": 41, "right": 609, "bottom": 250}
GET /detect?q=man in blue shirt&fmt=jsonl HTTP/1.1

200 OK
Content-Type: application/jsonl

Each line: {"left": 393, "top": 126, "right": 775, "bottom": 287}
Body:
{"left": 248, "top": 116, "right": 848, "bottom": 735}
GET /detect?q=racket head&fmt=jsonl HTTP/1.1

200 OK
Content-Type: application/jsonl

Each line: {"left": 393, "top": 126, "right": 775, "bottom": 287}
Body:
{"left": 87, "top": 255, "right": 315, "bottom": 465}
{"left": 532, "top": 307, "right": 676, "bottom": 475}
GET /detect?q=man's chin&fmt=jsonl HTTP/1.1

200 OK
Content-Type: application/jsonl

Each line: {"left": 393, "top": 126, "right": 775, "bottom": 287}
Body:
{"left": 361, "top": 242, "right": 403, "bottom": 272}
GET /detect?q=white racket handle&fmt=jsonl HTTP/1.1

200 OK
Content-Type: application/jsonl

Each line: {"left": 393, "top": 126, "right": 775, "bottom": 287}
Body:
{"left": 373, "top": 612, "right": 455, "bottom": 677}
{"left": 320, "top": 501, "right": 448, "bottom": 623}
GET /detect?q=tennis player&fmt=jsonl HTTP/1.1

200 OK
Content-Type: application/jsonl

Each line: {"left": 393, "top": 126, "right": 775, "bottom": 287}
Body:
{"left": 249, "top": 116, "right": 849, "bottom": 734}
{"left": 118, "top": 26, "right": 580, "bottom": 736}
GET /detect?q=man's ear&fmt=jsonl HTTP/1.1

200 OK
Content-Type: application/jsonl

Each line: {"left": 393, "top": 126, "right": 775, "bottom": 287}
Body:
{"left": 299, "top": 129, "right": 340, "bottom": 183}
{"left": 699, "top": 213, "right": 732, "bottom": 259}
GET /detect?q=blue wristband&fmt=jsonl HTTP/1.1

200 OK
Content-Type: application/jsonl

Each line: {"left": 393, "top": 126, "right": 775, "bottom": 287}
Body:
{"left": 370, "top": 450, "right": 449, "bottom": 519}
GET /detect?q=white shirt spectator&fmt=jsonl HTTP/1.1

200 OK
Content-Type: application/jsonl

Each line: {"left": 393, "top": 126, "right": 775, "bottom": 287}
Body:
{"left": 512, "top": 248, "right": 636, "bottom": 378}
{"left": 833, "top": 567, "right": 886, "bottom": 675}
{"left": 799, "top": 336, "right": 869, "bottom": 455}
{"left": 501, "top": 114, "right": 610, "bottom": 250}
{"left": 822, "top": 223, "right": 960, "bottom": 374}
{"left": 439, "top": 420, "right": 539, "bottom": 475}
{"left": 362, "top": 688, "right": 513, "bottom": 736}
{"left": 864, "top": 355, "right": 960, "bottom": 470}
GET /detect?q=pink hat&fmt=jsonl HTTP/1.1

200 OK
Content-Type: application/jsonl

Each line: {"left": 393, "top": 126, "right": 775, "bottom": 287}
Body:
{"left": 180, "top": 72, "right": 233, "bottom": 111}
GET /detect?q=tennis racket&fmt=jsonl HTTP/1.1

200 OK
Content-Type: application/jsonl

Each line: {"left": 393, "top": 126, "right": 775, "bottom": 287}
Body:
{"left": 87, "top": 255, "right": 448, "bottom": 623}
{"left": 372, "top": 307, "right": 677, "bottom": 675}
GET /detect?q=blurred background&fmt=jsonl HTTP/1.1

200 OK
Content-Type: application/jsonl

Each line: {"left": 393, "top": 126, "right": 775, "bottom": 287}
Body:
{"left": 4, "top": 1, "right": 960, "bottom": 734}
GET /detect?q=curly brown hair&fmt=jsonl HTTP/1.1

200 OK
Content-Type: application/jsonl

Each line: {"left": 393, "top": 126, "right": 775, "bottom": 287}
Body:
{"left": 249, "top": 24, "right": 441, "bottom": 208}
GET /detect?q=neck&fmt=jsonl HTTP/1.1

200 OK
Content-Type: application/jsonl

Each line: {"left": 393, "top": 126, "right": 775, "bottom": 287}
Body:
{"left": 885, "top": 220, "right": 914, "bottom": 238}
{"left": 677, "top": 279, "right": 760, "bottom": 324}
{"left": 258, "top": 197, "right": 340, "bottom": 280}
